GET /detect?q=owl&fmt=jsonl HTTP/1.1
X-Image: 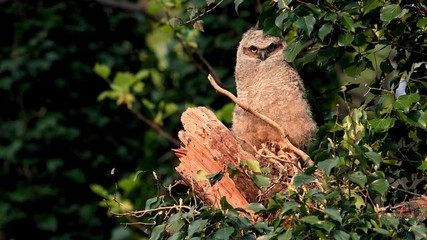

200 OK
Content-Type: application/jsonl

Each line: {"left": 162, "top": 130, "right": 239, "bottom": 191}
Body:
{"left": 232, "top": 29, "right": 317, "bottom": 152}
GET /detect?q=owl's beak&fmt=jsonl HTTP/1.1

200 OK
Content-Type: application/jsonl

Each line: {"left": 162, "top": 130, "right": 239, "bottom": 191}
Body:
{"left": 258, "top": 50, "right": 268, "bottom": 61}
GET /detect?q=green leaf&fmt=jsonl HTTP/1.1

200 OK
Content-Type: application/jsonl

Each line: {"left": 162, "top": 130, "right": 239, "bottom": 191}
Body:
{"left": 364, "top": 151, "right": 382, "bottom": 166}
{"left": 246, "top": 159, "right": 261, "bottom": 173}
{"left": 332, "top": 230, "right": 350, "bottom": 240}
{"left": 363, "top": 0, "right": 382, "bottom": 15}
{"left": 318, "top": 23, "right": 333, "bottom": 41}
{"left": 338, "top": 32, "right": 354, "bottom": 46}
{"left": 188, "top": 219, "right": 208, "bottom": 238}
{"left": 283, "top": 41, "right": 303, "bottom": 62}
{"left": 149, "top": 224, "right": 165, "bottom": 240}
{"left": 282, "top": 201, "right": 299, "bottom": 214}
{"left": 234, "top": 0, "right": 244, "bottom": 13}
{"left": 247, "top": 203, "right": 266, "bottom": 213}
{"left": 373, "top": 228, "right": 390, "bottom": 236}
{"left": 416, "top": 18, "right": 427, "bottom": 28}
{"left": 393, "top": 93, "right": 420, "bottom": 112}
{"left": 277, "top": 230, "right": 292, "bottom": 240}
{"left": 324, "top": 208, "right": 342, "bottom": 224}
{"left": 380, "top": 4, "right": 402, "bottom": 22}
{"left": 294, "top": 173, "right": 316, "bottom": 187}
{"left": 411, "top": 224, "right": 427, "bottom": 240}
{"left": 407, "top": 110, "right": 427, "bottom": 130}
{"left": 347, "top": 171, "right": 367, "bottom": 188}
{"left": 318, "top": 157, "right": 339, "bottom": 175}
{"left": 368, "top": 118, "right": 395, "bottom": 132}
{"left": 94, "top": 63, "right": 111, "bottom": 80}
{"left": 166, "top": 219, "right": 185, "bottom": 234}
{"left": 341, "top": 13, "right": 355, "bottom": 32}
{"left": 296, "top": 15, "right": 316, "bottom": 36}
{"left": 301, "top": 215, "right": 321, "bottom": 225}
{"left": 253, "top": 175, "right": 271, "bottom": 188}
{"left": 214, "top": 226, "right": 234, "bottom": 239}
{"left": 369, "top": 178, "right": 389, "bottom": 196}
{"left": 113, "top": 72, "right": 136, "bottom": 88}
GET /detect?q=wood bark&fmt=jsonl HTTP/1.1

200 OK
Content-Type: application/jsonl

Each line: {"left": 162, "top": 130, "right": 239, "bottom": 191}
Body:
{"left": 174, "top": 107, "right": 258, "bottom": 210}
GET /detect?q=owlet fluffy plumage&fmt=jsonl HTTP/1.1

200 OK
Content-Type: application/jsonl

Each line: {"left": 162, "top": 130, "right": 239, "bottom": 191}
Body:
{"left": 232, "top": 29, "right": 317, "bottom": 151}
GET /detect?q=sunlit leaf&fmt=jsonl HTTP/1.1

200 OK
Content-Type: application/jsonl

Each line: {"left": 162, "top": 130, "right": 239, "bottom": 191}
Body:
{"left": 364, "top": 151, "right": 382, "bottom": 166}
{"left": 318, "top": 157, "right": 338, "bottom": 175}
{"left": 94, "top": 63, "right": 111, "bottom": 80}
{"left": 296, "top": 15, "right": 316, "bottom": 36}
{"left": 368, "top": 118, "right": 395, "bottom": 132}
{"left": 246, "top": 159, "right": 261, "bottom": 173}
{"left": 294, "top": 173, "right": 316, "bottom": 187}
{"left": 347, "top": 171, "right": 367, "bottom": 188}
{"left": 188, "top": 219, "right": 208, "bottom": 238}
{"left": 283, "top": 41, "right": 303, "bottom": 62}
{"left": 338, "top": 32, "right": 354, "bottom": 46}
{"left": 332, "top": 230, "right": 350, "bottom": 240}
{"left": 380, "top": 4, "right": 402, "bottom": 22}
{"left": 318, "top": 23, "right": 333, "bottom": 41}
{"left": 253, "top": 175, "right": 271, "bottom": 187}
{"left": 247, "top": 203, "right": 266, "bottom": 213}
{"left": 341, "top": 13, "right": 355, "bottom": 32}
{"left": 214, "top": 226, "right": 234, "bottom": 239}
{"left": 363, "top": 0, "right": 382, "bottom": 15}
{"left": 324, "top": 208, "right": 342, "bottom": 224}
{"left": 369, "top": 178, "right": 389, "bottom": 196}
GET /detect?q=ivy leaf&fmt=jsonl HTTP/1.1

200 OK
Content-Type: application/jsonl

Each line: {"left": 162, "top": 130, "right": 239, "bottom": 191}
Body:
{"left": 247, "top": 203, "right": 266, "bottom": 213}
{"left": 301, "top": 215, "right": 321, "bottom": 225}
{"left": 149, "top": 224, "right": 165, "bottom": 240}
{"left": 332, "top": 230, "right": 350, "bottom": 240}
{"left": 282, "top": 201, "right": 299, "bottom": 214}
{"left": 294, "top": 173, "right": 316, "bottom": 187}
{"left": 253, "top": 175, "right": 271, "bottom": 188}
{"left": 277, "top": 230, "right": 292, "bottom": 240}
{"left": 407, "top": 110, "right": 427, "bottom": 130}
{"left": 338, "top": 32, "right": 354, "bottom": 46}
{"left": 363, "top": 0, "right": 382, "bottom": 15}
{"left": 347, "top": 171, "right": 367, "bottom": 188}
{"left": 380, "top": 4, "right": 402, "bottom": 22}
{"left": 324, "top": 208, "right": 342, "bottom": 224}
{"left": 214, "top": 226, "right": 234, "bottom": 239}
{"left": 393, "top": 93, "right": 420, "bottom": 112}
{"left": 318, "top": 23, "right": 333, "bottom": 41}
{"left": 166, "top": 218, "right": 185, "bottom": 234}
{"left": 364, "top": 151, "right": 382, "bottom": 166}
{"left": 341, "top": 13, "right": 355, "bottom": 32}
{"left": 318, "top": 157, "right": 339, "bottom": 175}
{"left": 188, "top": 219, "right": 208, "bottom": 238}
{"left": 283, "top": 41, "right": 303, "bottom": 62}
{"left": 296, "top": 15, "right": 316, "bottom": 36}
{"left": 368, "top": 118, "right": 395, "bottom": 132}
{"left": 369, "top": 179, "right": 389, "bottom": 196}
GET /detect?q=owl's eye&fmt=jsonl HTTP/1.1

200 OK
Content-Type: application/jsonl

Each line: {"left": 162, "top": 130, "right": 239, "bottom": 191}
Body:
{"left": 249, "top": 46, "right": 258, "bottom": 53}
{"left": 267, "top": 44, "right": 277, "bottom": 52}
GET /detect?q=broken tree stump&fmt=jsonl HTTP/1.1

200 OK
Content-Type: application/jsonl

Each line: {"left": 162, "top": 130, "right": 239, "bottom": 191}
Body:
{"left": 174, "top": 107, "right": 258, "bottom": 210}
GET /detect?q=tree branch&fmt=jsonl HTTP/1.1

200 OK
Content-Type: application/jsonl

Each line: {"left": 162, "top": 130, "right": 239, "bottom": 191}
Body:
{"left": 207, "top": 74, "right": 311, "bottom": 163}
{"left": 129, "top": 107, "right": 180, "bottom": 147}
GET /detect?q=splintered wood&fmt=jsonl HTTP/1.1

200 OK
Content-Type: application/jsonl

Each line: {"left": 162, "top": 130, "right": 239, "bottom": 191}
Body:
{"left": 174, "top": 107, "right": 258, "bottom": 209}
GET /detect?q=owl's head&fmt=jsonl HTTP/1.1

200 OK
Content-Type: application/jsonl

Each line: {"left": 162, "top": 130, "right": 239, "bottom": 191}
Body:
{"left": 239, "top": 29, "right": 286, "bottom": 61}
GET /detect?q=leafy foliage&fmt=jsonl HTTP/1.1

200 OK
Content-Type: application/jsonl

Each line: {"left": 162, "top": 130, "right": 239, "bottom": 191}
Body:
{"left": 96, "top": 0, "right": 426, "bottom": 239}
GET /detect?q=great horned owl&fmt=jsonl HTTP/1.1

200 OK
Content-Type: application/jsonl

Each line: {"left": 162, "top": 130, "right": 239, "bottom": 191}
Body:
{"left": 232, "top": 29, "right": 317, "bottom": 152}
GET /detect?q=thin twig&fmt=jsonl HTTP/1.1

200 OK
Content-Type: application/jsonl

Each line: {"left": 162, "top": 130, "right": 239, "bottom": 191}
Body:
{"left": 184, "top": 0, "right": 225, "bottom": 24}
{"left": 207, "top": 74, "right": 311, "bottom": 162}
{"left": 129, "top": 107, "right": 180, "bottom": 147}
